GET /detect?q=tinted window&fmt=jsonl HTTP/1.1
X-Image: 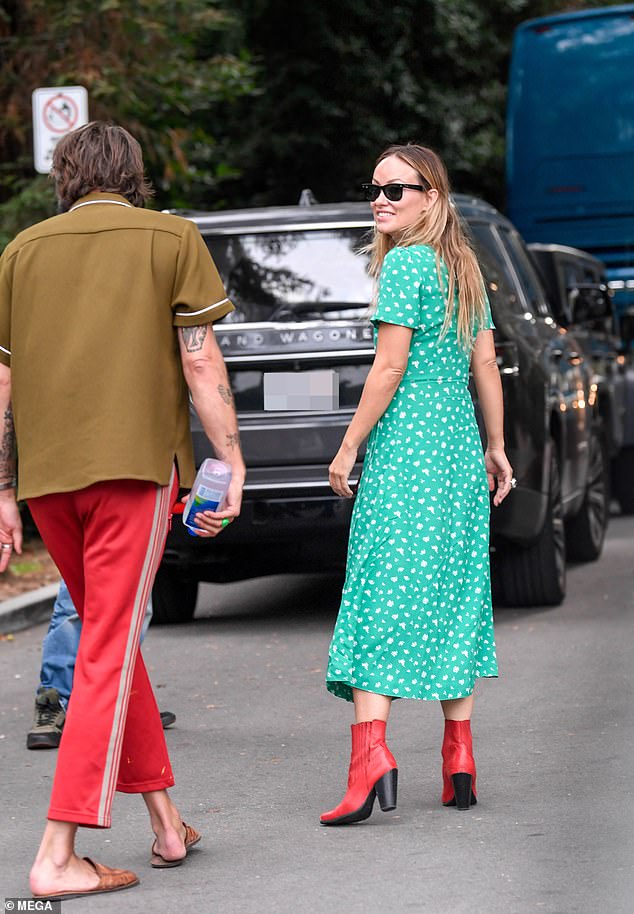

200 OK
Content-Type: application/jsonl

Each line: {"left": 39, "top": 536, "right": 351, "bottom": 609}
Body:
{"left": 203, "top": 229, "right": 372, "bottom": 323}
{"left": 498, "top": 228, "right": 552, "bottom": 317}
{"left": 467, "top": 222, "right": 521, "bottom": 318}
{"left": 562, "top": 257, "right": 602, "bottom": 288}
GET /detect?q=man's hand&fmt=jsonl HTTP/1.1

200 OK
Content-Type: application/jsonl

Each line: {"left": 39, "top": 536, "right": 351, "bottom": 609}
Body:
{"left": 181, "top": 474, "right": 243, "bottom": 538}
{"left": 0, "top": 363, "right": 19, "bottom": 569}
{"left": 0, "top": 492, "right": 22, "bottom": 572}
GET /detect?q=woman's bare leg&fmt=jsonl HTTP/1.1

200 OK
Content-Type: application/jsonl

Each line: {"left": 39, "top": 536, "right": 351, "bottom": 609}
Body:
{"left": 353, "top": 688, "right": 392, "bottom": 723}
{"left": 441, "top": 693, "right": 474, "bottom": 720}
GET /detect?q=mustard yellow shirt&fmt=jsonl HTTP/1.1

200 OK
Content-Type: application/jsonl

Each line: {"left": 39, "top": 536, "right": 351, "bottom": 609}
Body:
{"left": 0, "top": 193, "right": 234, "bottom": 499}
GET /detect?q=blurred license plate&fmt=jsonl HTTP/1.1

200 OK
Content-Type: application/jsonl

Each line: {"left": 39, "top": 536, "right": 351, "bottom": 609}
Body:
{"left": 263, "top": 370, "right": 339, "bottom": 411}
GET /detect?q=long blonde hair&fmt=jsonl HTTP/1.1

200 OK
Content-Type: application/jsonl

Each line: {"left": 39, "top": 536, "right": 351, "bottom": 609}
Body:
{"left": 367, "top": 144, "right": 487, "bottom": 350}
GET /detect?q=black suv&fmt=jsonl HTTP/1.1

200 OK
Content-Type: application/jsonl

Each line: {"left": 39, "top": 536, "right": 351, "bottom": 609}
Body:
{"left": 528, "top": 242, "right": 633, "bottom": 515}
{"left": 152, "top": 197, "right": 607, "bottom": 622}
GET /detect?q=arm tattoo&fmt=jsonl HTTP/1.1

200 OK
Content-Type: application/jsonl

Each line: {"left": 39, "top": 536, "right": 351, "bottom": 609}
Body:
{"left": 0, "top": 406, "right": 16, "bottom": 481}
{"left": 225, "top": 432, "right": 240, "bottom": 450}
{"left": 217, "top": 384, "right": 234, "bottom": 406}
{"left": 180, "top": 325, "right": 208, "bottom": 352}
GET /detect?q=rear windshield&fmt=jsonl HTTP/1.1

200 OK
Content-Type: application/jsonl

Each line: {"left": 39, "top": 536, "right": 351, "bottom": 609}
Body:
{"left": 202, "top": 228, "right": 373, "bottom": 322}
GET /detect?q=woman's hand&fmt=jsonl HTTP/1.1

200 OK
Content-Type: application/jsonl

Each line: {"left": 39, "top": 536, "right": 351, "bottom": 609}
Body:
{"left": 485, "top": 446, "right": 514, "bottom": 507}
{"left": 329, "top": 442, "right": 358, "bottom": 497}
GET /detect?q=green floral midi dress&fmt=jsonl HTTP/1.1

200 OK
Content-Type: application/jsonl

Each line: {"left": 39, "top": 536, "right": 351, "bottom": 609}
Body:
{"left": 326, "top": 243, "right": 498, "bottom": 702}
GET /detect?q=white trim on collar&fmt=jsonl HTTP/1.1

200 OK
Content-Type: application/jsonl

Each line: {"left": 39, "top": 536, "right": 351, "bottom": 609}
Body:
{"left": 69, "top": 200, "right": 133, "bottom": 212}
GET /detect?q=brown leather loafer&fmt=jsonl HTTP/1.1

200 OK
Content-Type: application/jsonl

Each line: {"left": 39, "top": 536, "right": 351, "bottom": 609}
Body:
{"left": 33, "top": 857, "right": 139, "bottom": 900}
{"left": 150, "top": 822, "right": 201, "bottom": 868}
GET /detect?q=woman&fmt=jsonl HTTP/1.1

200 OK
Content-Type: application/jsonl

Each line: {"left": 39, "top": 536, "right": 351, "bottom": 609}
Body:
{"left": 321, "top": 143, "right": 513, "bottom": 826}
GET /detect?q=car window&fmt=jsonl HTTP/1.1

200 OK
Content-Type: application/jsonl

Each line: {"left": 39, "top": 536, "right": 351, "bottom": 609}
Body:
{"left": 202, "top": 229, "right": 373, "bottom": 323}
{"left": 562, "top": 256, "right": 603, "bottom": 288}
{"left": 467, "top": 221, "right": 521, "bottom": 319}
{"left": 498, "top": 227, "right": 553, "bottom": 318}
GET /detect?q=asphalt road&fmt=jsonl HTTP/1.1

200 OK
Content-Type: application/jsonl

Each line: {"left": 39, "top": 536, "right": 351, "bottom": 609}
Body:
{"left": 1, "top": 515, "right": 633, "bottom": 914}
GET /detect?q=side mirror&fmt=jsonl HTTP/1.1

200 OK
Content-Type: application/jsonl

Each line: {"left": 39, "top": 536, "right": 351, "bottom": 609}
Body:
{"left": 567, "top": 283, "right": 612, "bottom": 326}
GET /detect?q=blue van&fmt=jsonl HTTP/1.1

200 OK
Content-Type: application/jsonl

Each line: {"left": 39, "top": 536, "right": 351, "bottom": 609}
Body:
{"left": 506, "top": 4, "right": 634, "bottom": 323}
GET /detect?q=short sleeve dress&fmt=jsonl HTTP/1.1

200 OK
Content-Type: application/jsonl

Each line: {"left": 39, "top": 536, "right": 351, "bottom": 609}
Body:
{"left": 326, "top": 244, "right": 498, "bottom": 702}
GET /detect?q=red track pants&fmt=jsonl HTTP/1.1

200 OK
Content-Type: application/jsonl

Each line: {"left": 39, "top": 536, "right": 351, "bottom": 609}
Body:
{"left": 28, "top": 471, "right": 178, "bottom": 828}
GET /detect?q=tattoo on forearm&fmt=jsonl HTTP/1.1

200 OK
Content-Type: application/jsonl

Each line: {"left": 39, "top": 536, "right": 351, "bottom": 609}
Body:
{"left": 225, "top": 432, "right": 240, "bottom": 450}
{"left": 181, "top": 325, "right": 208, "bottom": 352}
{"left": 217, "top": 384, "right": 234, "bottom": 406}
{"left": 0, "top": 406, "right": 16, "bottom": 479}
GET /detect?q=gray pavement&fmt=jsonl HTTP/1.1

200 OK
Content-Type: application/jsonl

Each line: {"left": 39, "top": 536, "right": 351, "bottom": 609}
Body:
{"left": 1, "top": 516, "right": 633, "bottom": 914}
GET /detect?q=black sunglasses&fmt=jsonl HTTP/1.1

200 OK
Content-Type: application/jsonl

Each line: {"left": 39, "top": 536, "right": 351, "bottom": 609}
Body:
{"left": 361, "top": 182, "right": 429, "bottom": 202}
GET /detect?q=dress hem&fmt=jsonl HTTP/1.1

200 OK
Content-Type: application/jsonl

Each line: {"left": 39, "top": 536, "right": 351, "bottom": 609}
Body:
{"left": 326, "top": 674, "right": 498, "bottom": 703}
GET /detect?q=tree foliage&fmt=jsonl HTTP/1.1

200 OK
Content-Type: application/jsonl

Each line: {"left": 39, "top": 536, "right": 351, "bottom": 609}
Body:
{"left": 222, "top": 0, "right": 620, "bottom": 209}
{"left": 0, "top": 0, "right": 255, "bottom": 246}
{"left": 0, "top": 0, "right": 622, "bottom": 247}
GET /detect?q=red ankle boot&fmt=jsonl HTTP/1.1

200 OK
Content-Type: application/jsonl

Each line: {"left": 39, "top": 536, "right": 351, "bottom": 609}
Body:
{"left": 441, "top": 719, "right": 477, "bottom": 810}
{"left": 320, "top": 719, "right": 398, "bottom": 826}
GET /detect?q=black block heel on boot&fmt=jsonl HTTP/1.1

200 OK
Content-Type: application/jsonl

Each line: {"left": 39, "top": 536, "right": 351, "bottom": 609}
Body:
{"left": 375, "top": 768, "right": 398, "bottom": 811}
{"left": 450, "top": 772, "right": 476, "bottom": 810}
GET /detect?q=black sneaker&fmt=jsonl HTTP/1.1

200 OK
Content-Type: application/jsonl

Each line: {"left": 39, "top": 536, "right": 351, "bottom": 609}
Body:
{"left": 27, "top": 687, "right": 66, "bottom": 750}
{"left": 160, "top": 711, "right": 176, "bottom": 729}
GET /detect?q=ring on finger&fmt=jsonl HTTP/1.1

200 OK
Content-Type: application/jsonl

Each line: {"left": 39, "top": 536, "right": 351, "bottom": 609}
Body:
{"left": 510, "top": 477, "right": 517, "bottom": 489}
{"left": 1, "top": 543, "right": 12, "bottom": 550}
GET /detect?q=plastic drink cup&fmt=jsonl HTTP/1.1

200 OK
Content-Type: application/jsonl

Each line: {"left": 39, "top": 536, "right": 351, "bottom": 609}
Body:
{"left": 183, "top": 458, "right": 232, "bottom": 536}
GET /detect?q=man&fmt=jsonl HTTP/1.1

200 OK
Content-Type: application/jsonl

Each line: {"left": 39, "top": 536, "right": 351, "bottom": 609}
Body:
{"left": 27, "top": 580, "right": 174, "bottom": 751}
{"left": 0, "top": 122, "right": 245, "bottom": 900}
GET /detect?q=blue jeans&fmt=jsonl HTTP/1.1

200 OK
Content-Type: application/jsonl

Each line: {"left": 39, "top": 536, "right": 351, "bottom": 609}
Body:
{"left": 39, "top": 579, "right": 153, "bottom": 709}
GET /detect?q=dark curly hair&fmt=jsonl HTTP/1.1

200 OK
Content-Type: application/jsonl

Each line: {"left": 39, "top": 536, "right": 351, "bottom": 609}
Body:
{"left": 51, "top": 121, "right": 153, "bottom": 212}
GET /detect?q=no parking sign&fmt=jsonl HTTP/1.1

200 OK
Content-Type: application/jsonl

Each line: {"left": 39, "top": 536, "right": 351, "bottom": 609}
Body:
{"left": 32, "top": 86, "right": 89, "bottom": 174}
